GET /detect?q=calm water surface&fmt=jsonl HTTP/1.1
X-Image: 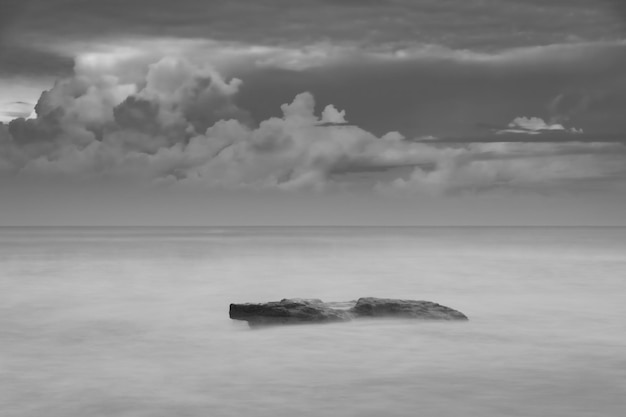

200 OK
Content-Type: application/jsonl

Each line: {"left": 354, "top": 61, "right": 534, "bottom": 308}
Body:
{"left": 1, "top": 227, "right": 625, "bottom": 416}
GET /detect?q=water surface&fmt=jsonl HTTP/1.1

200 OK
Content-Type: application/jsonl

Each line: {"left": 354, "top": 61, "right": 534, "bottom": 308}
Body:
{"left": 2, "top": 227, "right": 625, "bottom": 416}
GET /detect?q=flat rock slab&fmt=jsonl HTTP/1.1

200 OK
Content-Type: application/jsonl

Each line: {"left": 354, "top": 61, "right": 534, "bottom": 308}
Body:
{"left": 230, "top": 297, "right": 468, "bottom": 327}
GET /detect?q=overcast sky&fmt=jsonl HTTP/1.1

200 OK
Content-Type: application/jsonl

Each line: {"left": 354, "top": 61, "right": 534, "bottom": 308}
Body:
{"left": 0, "top": 0, "right": 625, "bottom": 225}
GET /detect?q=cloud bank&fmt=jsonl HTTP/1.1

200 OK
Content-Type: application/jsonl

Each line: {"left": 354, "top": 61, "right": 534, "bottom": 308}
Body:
{"left": 1, "top": 54, "right": 625, "bottom": 196}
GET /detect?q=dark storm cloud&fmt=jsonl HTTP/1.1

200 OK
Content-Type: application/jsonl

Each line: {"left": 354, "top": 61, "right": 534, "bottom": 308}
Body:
{"left": 0, "top": 44, "right": 74, "bottom": 77}
{"left": 0, "top": 2, "right": 75, "bottom": 81}
{"left": 607, "top": 0, "right": 626, "bottom": 25}
{"left": 0, "top": 0, "right": 625, "bottom": 198}
{"left": 7, "top": 111, "right": 63, "bottom": 146}
{"left": 4, "top": 0, "right": 624, "bottom": 50}
{"left": 232, "top": 41, "right": 626, "bottom": 137}
{"left": 0, "top": 0, "right": 23, "bottom": 38}
{"left": 2, "top": 0, "right": 623, "bottom": 122}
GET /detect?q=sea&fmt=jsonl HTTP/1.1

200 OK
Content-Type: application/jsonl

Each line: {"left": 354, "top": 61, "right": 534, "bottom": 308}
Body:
{"left": 1, "top": 226, "right": 625, "bottom": 417}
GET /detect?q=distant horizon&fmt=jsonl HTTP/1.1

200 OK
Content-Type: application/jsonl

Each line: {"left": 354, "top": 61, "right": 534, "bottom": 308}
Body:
{"left": 2, "top": 225, "right": 625, "bottom": 228}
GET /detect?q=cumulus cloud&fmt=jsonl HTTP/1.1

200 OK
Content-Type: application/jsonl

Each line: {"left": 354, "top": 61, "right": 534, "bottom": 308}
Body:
{"left": 1, "top": 54, "right": 624, "bottom": 196}
{"left": 320, "top": 105, "right": 347, "bottom": 124}
{"left": 8, "top": 34, "right": 625, "bottom": 140}
{"left": 0, "top": 56, "right": 416, "bottom": 189}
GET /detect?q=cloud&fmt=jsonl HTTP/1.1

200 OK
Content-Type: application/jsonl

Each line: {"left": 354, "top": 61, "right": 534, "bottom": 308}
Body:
{"left": 5, "top": 35, "right": 626, "bottom": 140}
{"left": 498, "top": 116, "right": 584, "bottom": 135}
{"left": 0, "top": 56, "right": 412, "bottom": 189}
{"left": 0, "top": 43, "right": 74, "bottom": 78}
{"left": 227, "top": 39, "right": 626, "bottom": 138}
{"left": 1, "top": 54, "right": 624, "bottom": 197}
{"left": 6, "top": 0, "right": 622, "bottom": 56}
{"left": 3, "top": 2, "right": 625, "bottom": 141}
{"left": 382, "top": 141, "right": 626, "bottom": 195}
{"left": 320, "top": 105, "right": 347, "bottom": 124}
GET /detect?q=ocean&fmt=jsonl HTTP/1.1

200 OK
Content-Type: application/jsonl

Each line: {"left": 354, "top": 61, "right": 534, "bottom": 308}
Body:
{"left": 1, "top": 227, "right": 625, "bottom": 417}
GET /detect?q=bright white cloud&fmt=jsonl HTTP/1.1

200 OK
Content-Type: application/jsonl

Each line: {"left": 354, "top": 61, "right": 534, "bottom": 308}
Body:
{"left": 320, "top": 105, "right": 347, "bottom": 124}
{"left": 498, "top": 116, "right": 584, "bottom": 135}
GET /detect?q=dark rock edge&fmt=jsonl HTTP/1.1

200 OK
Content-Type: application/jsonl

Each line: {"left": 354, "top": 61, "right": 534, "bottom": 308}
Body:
{"left": 230, "top": 297, "right": 468, "bottom": 327}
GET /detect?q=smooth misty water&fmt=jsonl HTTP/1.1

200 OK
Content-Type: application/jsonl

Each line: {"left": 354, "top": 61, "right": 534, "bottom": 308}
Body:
{"left": 1, "top": 227, "right": 625, "bottom": 417}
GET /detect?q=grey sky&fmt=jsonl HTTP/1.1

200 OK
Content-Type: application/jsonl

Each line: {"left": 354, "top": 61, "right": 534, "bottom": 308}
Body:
{"left": 0, "top": 0, "right": 625, "bottom": 225}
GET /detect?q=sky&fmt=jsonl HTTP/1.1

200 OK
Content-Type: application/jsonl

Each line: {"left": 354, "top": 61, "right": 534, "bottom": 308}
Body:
{"left": 0, "top": 0, "right": 625, "bottom": 225}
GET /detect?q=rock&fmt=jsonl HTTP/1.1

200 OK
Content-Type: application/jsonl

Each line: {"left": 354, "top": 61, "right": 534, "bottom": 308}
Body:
{"left": 229, "top": 298, "right": 352, "bottom": 327}
{"left": 229, "top": 297, "right": 467, "bottom": 327}
{"left": 349, "top": 297, "right": 468, "bottom": 321}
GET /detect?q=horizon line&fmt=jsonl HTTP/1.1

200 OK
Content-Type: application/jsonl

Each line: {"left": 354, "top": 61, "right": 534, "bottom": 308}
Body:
{"left": 1, "top": 225, "right": 625, "bottom": 228}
